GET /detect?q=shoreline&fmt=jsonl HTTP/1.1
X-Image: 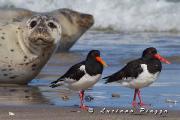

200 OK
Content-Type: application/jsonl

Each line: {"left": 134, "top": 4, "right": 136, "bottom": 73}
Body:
{"left": 1, "top": 105, "right": 180, "bottom": 120}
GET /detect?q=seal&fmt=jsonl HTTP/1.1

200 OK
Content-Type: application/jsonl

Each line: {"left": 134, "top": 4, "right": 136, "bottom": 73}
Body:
{"left": 0, "top": 8, "right": 94, "bottom": 52}
{"left": 0, "top": 15, "right": 62, "bottom": 84}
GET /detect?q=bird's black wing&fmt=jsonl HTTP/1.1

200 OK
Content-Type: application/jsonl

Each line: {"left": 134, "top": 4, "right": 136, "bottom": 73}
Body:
{"left": 60, "top": 61, "right": 86, "bottom": 80}
{"left": 103, "top": 59, "right": 143, "bottom": 83}
{"left": 50, "top": 61, "right": 85, "bottom": 88}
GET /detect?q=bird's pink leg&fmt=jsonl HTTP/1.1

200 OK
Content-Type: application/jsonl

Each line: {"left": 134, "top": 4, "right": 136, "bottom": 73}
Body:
{"left": 79, "top": 90, "right": 88, "bottom": 110}
{"left": 132, "top": 89, "right": 138, "bottom": 107}
{"left": 137, "top": 89, "right": 149, "bottom": 107}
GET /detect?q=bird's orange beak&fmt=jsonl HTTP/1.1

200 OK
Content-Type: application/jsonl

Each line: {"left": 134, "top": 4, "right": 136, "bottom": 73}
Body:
{"left": 154, "top": 54, "right": 171, "bottom": 64}
{"left": 96, "top": 56, "right": 108, "bottom": 67}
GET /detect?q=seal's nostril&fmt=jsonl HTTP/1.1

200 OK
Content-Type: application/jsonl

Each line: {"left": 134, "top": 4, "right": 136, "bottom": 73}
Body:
{"left": 30, "top": 21, "right": 37, "bottom": 28}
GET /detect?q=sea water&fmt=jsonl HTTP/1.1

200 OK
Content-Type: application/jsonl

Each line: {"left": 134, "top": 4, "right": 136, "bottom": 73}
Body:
{"left": 1, "top": 0, "right": 180, "bottom": 32}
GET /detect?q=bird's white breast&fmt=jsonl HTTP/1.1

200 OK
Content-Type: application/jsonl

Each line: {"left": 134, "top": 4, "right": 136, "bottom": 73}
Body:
{"left": 65, "top": 65, "right": 101, "bottom": 90}
{"left": 121, "top": 64, "right": 160, "bottom": 89}
{"left": 68, "top": 74, "right": 101, "bottom": 91}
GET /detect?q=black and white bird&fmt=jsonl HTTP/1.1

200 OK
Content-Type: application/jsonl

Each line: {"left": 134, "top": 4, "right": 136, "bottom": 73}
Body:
{"left": 103, "top": 47, "right": 170, "bottom": 107}
{"left": 50, "top": 50, "right": 107, "bottom": 110}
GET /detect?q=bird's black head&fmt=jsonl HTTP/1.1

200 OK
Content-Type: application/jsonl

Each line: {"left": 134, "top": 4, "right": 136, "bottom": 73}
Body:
{"left": 86, "top": 50, "right": 107, "bottom": 67}
{"left": 142, "top": 47, "right": 157, "bottom": 58}
{"left": 85, "top": 50, "right": 107, "bottom": 75}
{"left": 142, "top": 47, "right": 171, "bottom": 64}
{"left": 87, "top": 50, "right": 100, "bottom": 58}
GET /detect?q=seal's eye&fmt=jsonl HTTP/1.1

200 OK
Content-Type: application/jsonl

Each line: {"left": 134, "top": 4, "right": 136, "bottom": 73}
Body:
{"left": 30, "top": 20, "right": 37, "bottom": 28}
{"left": 48, "top": 22, "right": 57, "bottom": 29}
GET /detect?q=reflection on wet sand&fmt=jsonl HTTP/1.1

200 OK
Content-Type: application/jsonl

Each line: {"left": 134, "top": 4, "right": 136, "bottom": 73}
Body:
{"left": 42, "top": 86, "right": 95, "bottom": 107}
{"left": 52, "top": 88, "right": 74, "bottom": 101}
{"left": 0, "top": 86, "right": 48, "bottom": 105}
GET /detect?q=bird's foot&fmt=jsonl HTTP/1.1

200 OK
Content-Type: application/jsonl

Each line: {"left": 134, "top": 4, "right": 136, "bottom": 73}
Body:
{"left": 138, "top": 102, "right": 151, "bottom": 108}
{"left": 80, "top": 105, "right": 89, "bottom": 111}
{"left": 132, "top": 101, "right": 138, "bottom": 107}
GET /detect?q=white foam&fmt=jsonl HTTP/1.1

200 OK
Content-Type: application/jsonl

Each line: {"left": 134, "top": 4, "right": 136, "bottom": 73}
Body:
{"left": 0, "top": 0, "right": 180, "bottom": 32}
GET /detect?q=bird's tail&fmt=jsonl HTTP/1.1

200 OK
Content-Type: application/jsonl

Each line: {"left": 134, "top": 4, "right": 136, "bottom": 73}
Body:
{"left": 49, "top": 79, "right": 64, "bottom": 88}
{"left": 102, "top": 76, "right": 110, "bottom": 84}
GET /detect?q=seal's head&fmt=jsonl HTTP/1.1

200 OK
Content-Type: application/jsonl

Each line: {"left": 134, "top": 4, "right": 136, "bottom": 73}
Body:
{"left": 59, "top": 9, "right": 94, "bottom": 30}
{"left": 54, "top": 8, "right": 94, "bottom": 51}
{"left": 23, "top": 15, "right": 62, "bottom": 52}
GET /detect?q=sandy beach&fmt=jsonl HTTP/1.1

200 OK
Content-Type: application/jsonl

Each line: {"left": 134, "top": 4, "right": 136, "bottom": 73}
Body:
{"left": 0, "top": 105, "right": 180, "bottom": 120}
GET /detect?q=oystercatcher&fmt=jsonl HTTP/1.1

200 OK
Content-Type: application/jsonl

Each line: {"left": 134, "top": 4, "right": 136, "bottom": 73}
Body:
{"left": 50, "top": 50, "right": 107, "bottom": 110}
{"left": 103, "top": 47, "right": 170, "bottom": 107}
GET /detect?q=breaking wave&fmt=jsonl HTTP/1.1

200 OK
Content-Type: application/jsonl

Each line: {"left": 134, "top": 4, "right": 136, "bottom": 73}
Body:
{"left": 1, "top": 0, "right": 180, "bottom": 32}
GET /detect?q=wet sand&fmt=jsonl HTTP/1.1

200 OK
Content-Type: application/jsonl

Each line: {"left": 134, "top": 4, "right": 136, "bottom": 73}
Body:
{"left": 0, "top": 105, "right": 180, "bottom": 120}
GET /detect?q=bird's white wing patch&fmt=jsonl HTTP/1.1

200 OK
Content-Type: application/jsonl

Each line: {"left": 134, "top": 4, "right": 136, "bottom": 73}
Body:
{"left": 140, "top": 64, "right": 148, "bottom": 71}
{"left": 79, "top": 65, "right": 85, "bottom": 72}
{"left": 138, "top": 64, "right": 152, "bottom": 80}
